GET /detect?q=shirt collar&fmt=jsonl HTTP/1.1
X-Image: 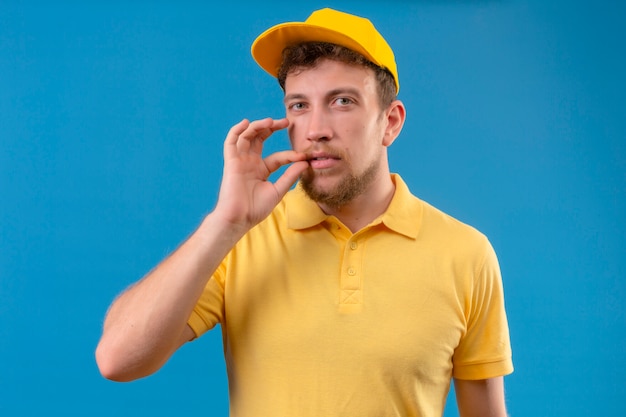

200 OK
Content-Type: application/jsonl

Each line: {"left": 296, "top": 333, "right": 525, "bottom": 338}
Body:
{"left": 285, "top": 174, "right": 422, "bottom": 239}
{"left": 378, "top": 174, "right": 422, "bottom": 239}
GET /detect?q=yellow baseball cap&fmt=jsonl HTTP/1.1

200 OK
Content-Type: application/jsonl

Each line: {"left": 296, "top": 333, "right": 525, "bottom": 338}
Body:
{"left": 251, "top": 8, "right": 400, "bottom": 93}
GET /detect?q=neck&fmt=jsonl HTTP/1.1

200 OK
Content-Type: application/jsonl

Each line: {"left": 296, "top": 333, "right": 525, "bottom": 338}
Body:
{"left": 318, "top": 173, "right": 396, "bottom": 233}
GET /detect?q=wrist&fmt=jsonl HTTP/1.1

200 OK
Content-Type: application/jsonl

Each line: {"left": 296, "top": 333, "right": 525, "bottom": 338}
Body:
{"left": 195, "top": 211, "right": 249, "bottom": 249}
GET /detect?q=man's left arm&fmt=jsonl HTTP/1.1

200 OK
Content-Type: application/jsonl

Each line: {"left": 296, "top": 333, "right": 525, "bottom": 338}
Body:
{"left": 454, "top": 376, "right": 508, "bottom": 417}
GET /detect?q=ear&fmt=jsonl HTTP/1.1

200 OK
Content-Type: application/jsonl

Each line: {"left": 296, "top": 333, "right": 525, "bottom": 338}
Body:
{"left": 382, "top": 100, "right": 406, "bottom": 147}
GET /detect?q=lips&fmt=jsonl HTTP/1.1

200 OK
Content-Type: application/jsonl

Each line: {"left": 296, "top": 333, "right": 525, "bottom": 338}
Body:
{"left": 306, "top": 152, "right": 341, "bottom": 170}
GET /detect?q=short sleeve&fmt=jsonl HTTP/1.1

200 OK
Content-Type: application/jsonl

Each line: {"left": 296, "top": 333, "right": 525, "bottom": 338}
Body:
{"left": 187, "top": 260, "right": 227, "bottom": 338}
{"left": 452, "top": 240, "right": 513, "bottom": 380}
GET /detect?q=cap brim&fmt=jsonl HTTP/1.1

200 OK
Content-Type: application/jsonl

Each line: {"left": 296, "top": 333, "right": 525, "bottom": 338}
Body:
{"left": 251, "top": 22, "right": 381, "bottom": 78}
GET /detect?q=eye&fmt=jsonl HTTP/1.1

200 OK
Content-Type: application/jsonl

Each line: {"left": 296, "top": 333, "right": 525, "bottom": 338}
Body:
{"left": 333, "top": 97, "right": 353, "bottom": 106}
{"left": 288, "top": 102, "right": 307, "bottom": 111}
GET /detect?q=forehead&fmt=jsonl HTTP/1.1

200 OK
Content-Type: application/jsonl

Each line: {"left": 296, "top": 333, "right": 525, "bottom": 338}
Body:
{"left": 284, "top": 59, "right": 377, "bottom": 96}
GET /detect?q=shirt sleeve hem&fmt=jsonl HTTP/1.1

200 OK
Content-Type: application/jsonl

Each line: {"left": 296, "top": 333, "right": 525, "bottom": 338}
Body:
{"left": 187, "top": 310, "right": 210, "bottom": 339}
{"left": 453, "top": 358, "right": 514, "bottom": 380}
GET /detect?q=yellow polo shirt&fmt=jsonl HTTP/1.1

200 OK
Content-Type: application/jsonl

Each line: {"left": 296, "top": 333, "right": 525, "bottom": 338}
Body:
{"left": 188, "top": 174, "right": 513, "bottom": 417}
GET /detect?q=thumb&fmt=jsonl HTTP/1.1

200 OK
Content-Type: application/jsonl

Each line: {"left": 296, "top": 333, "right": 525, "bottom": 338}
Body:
{"left": 273, "top": 161, "right": 309, "bottom": 197}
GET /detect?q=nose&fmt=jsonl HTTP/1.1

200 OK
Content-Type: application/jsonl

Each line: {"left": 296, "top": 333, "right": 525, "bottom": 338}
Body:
{"left": 306, "top": 106, "right": 332, "bottom": 142}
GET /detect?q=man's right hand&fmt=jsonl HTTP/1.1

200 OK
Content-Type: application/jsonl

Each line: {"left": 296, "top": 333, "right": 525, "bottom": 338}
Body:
{"left": 213, "top": 117, "right": 308, "bottom": 233}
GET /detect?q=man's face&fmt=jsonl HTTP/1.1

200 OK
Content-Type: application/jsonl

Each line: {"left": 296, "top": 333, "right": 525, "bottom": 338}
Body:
{"left": 284, "top": 59, "right": 389, "bottom": 208}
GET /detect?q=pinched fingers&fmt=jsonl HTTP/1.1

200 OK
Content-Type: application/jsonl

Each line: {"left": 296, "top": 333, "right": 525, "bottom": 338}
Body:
{"left": 263, "top": 150, "right": 306, "bottom": 174}
{"left": 263, "top": 150, "right": 308, "bottom": 196}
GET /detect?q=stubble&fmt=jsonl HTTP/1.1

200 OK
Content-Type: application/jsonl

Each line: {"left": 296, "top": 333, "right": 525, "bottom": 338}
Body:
{"left": 300, "top": 157, "right": 380, "bottom": 209}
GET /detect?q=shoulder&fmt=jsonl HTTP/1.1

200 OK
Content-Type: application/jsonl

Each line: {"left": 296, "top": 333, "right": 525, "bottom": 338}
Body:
{"left": 420, "top": 198, "right": 488, "bottom": 243}
{"left": 396, "top": 180, "right": 494, "bottom": 263}
{"left": 395, "top": 174, "right": 490, "bottom": 247}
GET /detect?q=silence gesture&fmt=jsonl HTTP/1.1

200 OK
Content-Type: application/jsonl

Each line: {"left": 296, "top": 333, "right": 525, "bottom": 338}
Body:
{"left": 214, "top": 117, "right": 308, "bottom": 233}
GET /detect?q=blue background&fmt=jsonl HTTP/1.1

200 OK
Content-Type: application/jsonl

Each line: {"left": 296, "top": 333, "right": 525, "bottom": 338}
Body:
{"left": 1, "top": 1, "right": 624, "bottom": 415}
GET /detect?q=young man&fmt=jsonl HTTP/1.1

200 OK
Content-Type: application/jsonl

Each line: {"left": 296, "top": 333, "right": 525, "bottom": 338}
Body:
{"left": 96, "top": 8, "right": 513, "bottom": 417}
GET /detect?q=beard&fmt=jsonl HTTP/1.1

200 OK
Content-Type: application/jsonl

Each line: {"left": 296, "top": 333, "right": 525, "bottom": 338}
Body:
{"left": 300, "top": 157, "right": 380, "bottom": 209}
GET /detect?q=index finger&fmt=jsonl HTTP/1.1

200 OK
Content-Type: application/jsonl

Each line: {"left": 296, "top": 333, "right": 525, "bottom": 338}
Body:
{"left": 235, "top": 117, "right": 290, "bottom": 154}
{"left": 238, "top": 117, "right": 289, "bottom": 141}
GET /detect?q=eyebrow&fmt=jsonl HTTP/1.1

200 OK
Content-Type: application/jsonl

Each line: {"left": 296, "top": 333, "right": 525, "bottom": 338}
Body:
{"left": 327, "top": 87, "right": 362, "bottom": 98}
{"left": 283, "top": 87, "right": 363, "bottom": 104}
{"left": 283, "top": 93, "right": 306, "bottom": 104}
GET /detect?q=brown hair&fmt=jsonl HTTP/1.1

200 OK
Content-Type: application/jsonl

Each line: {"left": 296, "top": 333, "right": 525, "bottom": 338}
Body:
{"left": 277, "top": 42, "right": 397, "bottom": 110}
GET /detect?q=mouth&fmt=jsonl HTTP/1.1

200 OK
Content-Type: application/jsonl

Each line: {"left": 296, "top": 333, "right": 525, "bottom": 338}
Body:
{"left": 308, "top": 156, "right": 336, "bottom": 162}
{"left": 306, "top": 152, "right": 341, "bottom": 170}
{"left": 306, "top": 151, "right": 341, "bottom": 161}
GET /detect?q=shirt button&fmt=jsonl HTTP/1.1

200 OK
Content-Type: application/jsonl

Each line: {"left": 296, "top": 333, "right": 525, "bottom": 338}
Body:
{"left": 350, "top": 242, "right": 358, "bottom": 250}
{"left": 348, "top": 267, "right": 356, "bottom": 276}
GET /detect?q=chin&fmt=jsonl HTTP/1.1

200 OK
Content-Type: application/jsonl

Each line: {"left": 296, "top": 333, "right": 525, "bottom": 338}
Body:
{"left": 302, "top": 160, "right": 380, "bottom": 208}
{"left": 301, "top": 171, "right": 339, "bottom": 192}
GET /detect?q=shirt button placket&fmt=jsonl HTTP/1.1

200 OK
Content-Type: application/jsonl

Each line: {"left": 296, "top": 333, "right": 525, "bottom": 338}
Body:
{"left": 340, "top": 237, "right": 363, "bottom": 306}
